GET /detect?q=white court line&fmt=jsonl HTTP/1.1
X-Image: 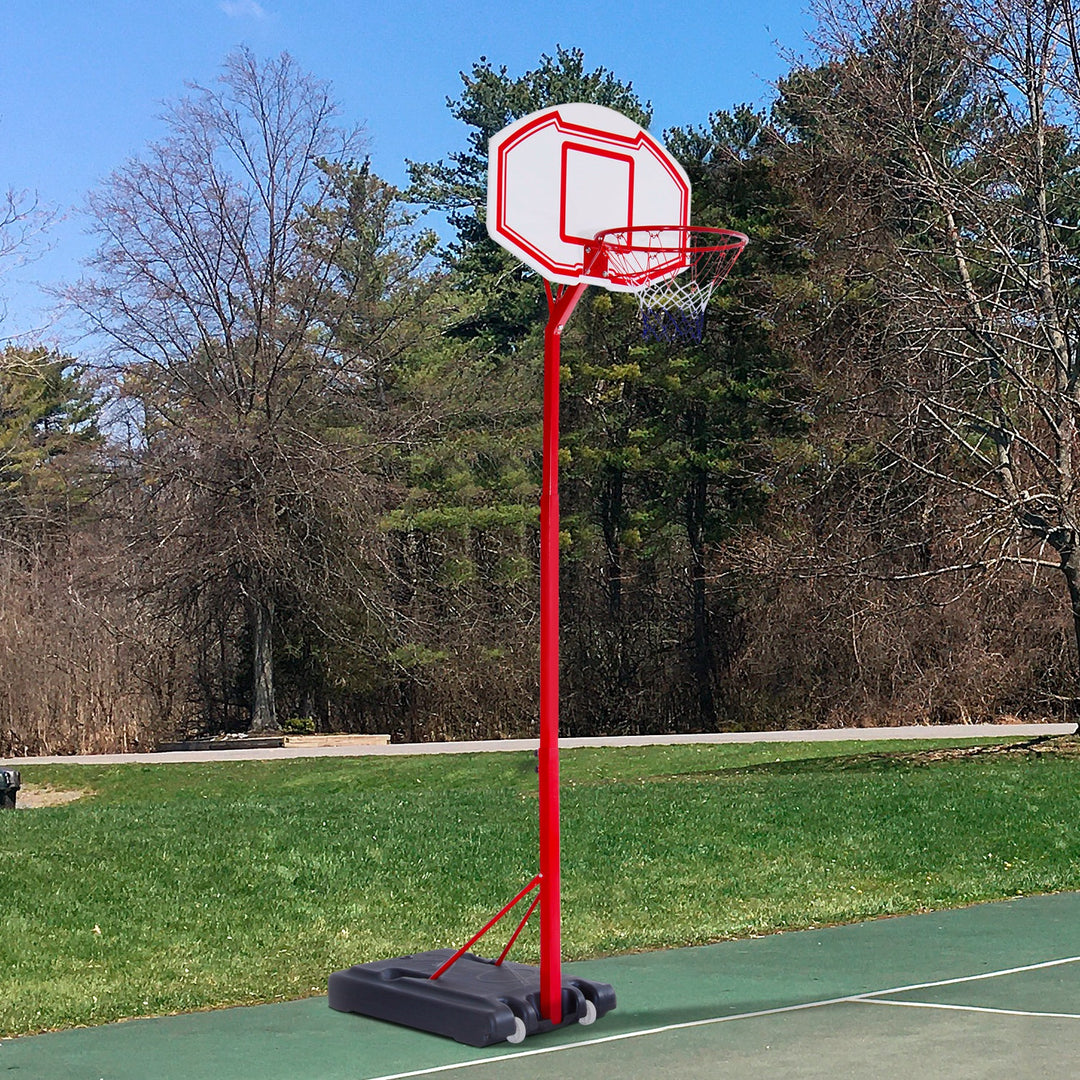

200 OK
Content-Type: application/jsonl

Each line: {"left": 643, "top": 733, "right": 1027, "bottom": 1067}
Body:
{"left": 858, "top": 999, "right": 1080, "bottom": 1020}
{"left": 848, "top": 954, "right": 1080, "bottom": 999}
{"left": 362, "top": 996, "right": 860, "bottom": 1080}
{"left": 363, "top": 954, "right": 1080, "bottom": 1080}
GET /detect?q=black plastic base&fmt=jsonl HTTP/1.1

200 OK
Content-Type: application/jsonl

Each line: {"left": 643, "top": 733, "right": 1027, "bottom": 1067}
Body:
{"left": 328, "top": 950, "right": 615, "bottom": 1047}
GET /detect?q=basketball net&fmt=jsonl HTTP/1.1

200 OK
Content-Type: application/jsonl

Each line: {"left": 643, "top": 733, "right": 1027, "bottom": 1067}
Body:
{"left": 593, "top": 226, "right": 748, "bottom": 343}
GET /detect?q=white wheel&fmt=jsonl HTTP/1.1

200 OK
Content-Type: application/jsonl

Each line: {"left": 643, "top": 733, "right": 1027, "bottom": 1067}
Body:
{"left": 507, "top": 1017, "right": 527, "bottom": 1044}
{"left": 578, "top": 1000, "right": 598, "bottom": 1026}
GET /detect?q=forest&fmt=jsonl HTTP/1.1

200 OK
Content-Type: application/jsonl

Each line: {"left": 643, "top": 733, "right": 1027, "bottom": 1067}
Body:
{"left": 4, "top": 0, "right": 1080, "bottom": 755}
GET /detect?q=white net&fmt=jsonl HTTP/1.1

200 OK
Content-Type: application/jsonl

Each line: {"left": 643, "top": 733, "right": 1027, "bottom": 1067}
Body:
{"left": 595, "top": 226, "right": 747, "bottom": 343}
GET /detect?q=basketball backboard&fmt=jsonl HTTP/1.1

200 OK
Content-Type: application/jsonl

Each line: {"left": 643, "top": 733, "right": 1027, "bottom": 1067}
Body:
{"left": 487, "top": 103, "right": 691, "bottom": 290}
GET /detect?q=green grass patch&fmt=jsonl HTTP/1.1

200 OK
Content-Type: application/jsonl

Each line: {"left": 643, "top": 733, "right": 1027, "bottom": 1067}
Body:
{"left": 4, "top": 734, "right": 1079, "bottom": 1036}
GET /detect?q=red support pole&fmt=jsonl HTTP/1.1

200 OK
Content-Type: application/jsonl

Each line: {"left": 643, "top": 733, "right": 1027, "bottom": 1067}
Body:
{"left": 539, "top": 281, "right": 587, "bottom": 1026}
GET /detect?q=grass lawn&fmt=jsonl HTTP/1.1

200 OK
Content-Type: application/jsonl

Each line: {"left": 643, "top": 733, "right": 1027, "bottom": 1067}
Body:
{"left": 3, "top": 734, "right": 1080, "bottom": 1037}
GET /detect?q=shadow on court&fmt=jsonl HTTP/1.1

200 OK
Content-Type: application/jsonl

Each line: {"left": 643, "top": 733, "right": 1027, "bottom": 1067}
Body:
{"left": 6, "top": 892, "right": 1080, "bottom": 1079}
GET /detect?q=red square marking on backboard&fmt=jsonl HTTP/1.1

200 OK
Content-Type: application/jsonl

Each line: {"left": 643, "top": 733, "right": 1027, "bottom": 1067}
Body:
{"left": 559, "top": 143, "right": 635, "bottom": 246}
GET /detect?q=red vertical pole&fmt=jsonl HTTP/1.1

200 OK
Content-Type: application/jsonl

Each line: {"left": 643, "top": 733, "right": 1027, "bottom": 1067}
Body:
{"left": 539, "top": 281, "right": 586, "bottom": 1026}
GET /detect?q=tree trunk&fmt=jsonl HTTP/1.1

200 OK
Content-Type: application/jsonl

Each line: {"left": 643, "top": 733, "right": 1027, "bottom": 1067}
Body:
{"left": 1060, "top": 545, "right": 1080, "bottom": 713}
{"left": 599, "top": 467, "right": 623, "bottom": 617}
{"left": 248, "top": 594, "right": 278, "bottom": 732}
{"left": 298, "top": 637, "right": 317, "bottom": 722}
{"left": 686, "top": 461, "right": 717, "bottom": 729}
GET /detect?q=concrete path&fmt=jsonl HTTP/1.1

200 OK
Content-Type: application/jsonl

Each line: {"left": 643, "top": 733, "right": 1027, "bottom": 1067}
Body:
{"left": 8, "top": 722, "right": 1076, "bottom": 767}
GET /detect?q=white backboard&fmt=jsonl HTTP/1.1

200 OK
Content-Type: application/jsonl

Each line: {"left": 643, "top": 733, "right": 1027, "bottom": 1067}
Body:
{"left": 487, "top": 103, "right": 691, "bottom": 289}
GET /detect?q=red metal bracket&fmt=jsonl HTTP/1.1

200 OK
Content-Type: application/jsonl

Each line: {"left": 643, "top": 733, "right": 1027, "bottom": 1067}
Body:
{"left": 429, "top": 876, "right": 542, "bottom": 981}
{"left": 495, "top": 890, "right": 543, "bottom": 966}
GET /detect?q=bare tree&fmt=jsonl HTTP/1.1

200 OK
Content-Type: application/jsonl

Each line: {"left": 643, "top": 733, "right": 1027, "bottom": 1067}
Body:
{"left": 72, "top": 49, "right": 369, "bottom": 732}
{"left": 0, "top": 187, "right": 57, "bottom": 336}
{"left": 777, "top": 0, "right": 1080, "bottom": 696}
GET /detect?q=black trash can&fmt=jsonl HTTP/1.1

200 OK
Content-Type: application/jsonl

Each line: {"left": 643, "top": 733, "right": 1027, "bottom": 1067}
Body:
{"left": 0, "top": 768, "right": 20, "bottom": 809}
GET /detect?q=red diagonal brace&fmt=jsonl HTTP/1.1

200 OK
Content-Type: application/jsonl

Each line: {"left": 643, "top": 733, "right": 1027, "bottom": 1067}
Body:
{"left": 495, "top": 890, "right": 543, "bottom": 967}
{"left": 429, "top": 876, "right": 541, "bottom": 981}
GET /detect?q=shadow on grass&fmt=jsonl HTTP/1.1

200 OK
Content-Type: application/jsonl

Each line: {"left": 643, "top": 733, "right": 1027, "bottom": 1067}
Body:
{"left": 644, "top": 733, "right": 1080, "bottom": 783}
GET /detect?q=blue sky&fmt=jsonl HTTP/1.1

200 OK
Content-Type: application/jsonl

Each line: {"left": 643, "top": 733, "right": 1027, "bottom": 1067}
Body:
{"left": 0, "top": 0, "right": 815, "bottom": 343}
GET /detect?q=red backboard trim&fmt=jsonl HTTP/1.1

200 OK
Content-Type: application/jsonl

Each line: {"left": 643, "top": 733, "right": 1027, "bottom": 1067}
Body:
{"left": 558, "top": 142, "right": 635, "bottom": 246}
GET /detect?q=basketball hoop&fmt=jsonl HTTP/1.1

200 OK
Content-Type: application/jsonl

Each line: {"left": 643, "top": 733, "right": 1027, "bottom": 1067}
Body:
{"left": 333, "top": 104, "right": 749, "bottom": 1048}
{"left": 591, "top": 226, "right": 748, "bottom": 343}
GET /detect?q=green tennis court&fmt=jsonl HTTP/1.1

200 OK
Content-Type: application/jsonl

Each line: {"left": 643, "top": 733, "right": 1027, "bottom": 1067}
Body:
{"left": 6, "top": 891, "right": 1080, "bottom": 1079}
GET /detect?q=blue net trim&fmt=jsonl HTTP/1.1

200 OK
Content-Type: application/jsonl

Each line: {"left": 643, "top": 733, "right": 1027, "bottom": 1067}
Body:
{"left": 641, "top": 307, "right": 706, "bottom": 344}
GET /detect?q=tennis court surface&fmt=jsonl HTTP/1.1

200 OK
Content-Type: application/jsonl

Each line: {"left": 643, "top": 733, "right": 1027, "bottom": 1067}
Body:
{"left": 6, "top": 891, "right": 1080, "bottom": 1079}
